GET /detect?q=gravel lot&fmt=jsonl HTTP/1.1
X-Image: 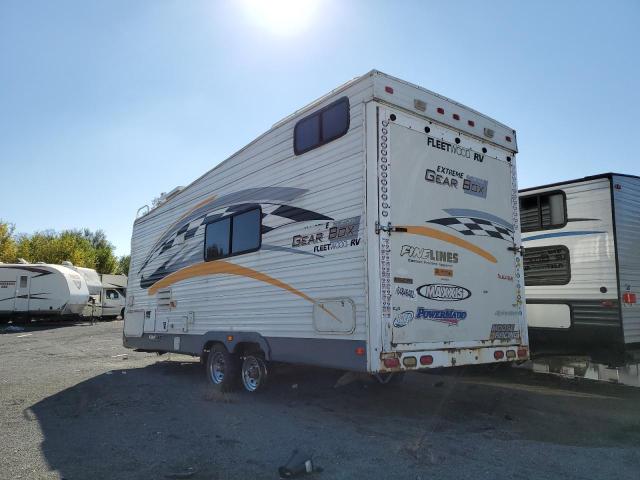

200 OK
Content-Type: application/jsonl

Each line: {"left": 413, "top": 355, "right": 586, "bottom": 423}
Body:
{"left": 1, "top": 320, "right": 640, "bottom": 480}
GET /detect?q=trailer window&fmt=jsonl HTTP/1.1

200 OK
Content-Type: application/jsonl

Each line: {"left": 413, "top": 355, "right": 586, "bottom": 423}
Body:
{"left": 523, "top": 245, "right": 571, "bottom": 286}
{"left": 205, "top": 217, "right": 231, "bottom": 260}
{"left": 519, "top": 191, "right": 566, "bottom": 232}
{"left": 19, "top": 276, "right": 28, "bottom": 288}
{"left": 294, "top": 97, "right": 350, "bottom": 155}
{"left": 204, "top": 208, "right": 261, "bottom": 261}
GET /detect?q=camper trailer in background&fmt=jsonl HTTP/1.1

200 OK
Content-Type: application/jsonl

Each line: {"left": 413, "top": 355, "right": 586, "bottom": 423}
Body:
{"left": 124, "top": 70, "right": 529, "bottom": 392}
{"left": 0, "top": 262, "right": 90, "bottom": 321}
{"left": 519, "top": 173, "right": 640, "bottom": 363}
{"left": 62, "top": 263, "right": 127, "bottom": 319}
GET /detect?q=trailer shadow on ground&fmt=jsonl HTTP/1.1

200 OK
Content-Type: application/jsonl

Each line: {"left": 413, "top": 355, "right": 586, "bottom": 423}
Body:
{"left": 1, "top": 319, "right": 116, "bottom": 334}
{"left": 26, "top": 359, "right": 640, "bottom": 480}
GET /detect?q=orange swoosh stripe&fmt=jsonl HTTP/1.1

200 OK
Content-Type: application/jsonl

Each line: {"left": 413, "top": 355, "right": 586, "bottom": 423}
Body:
{"left": 399, "top": 226, "right": 497, "bottom": 263}
{"left": 148, "top": 260, "right": 342, "bottom": 322}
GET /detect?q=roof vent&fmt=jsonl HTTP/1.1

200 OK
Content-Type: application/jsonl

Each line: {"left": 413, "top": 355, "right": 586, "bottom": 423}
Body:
{"left": 17, "top": 258, "right": 28, "bottom": 264}
{"left": 61, "top": 260, "right": 74, "bottom": 267}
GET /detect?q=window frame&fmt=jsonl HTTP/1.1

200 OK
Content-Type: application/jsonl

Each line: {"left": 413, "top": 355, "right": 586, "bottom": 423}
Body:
{"left": 523, "top": 244, "right": 572, "bottom": 286}
{"left": 293, "top": 96, "right": 350, "bottom": 156}
{"left": 519, "top": 190, "right": 568, "bottom": 233}
{"left": 203, "top": 206, "right": 262, "bottom": 262}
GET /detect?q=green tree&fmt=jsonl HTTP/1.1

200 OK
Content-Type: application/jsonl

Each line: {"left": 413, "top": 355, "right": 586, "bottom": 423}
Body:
{"left": 0, "top": 220, "right": 17, "bottom": 262}
{"left": 116, "top": 255, "right": 131, "bottom": 276}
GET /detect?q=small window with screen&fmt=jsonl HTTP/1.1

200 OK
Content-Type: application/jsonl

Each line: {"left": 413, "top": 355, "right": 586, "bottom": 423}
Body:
{"left": 204, "top": 208, "right": 261, "bottom": 262}
{"left": 294, "top": 97, "right": 350, "bottom": 155}
{"left": 519, "top": 191, "right": 566, "bottom": 232}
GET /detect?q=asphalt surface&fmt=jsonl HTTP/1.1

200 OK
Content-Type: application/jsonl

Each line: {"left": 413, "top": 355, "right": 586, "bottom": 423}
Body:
{"left": 1, "top": 321, "right": 640, "bottom": 480}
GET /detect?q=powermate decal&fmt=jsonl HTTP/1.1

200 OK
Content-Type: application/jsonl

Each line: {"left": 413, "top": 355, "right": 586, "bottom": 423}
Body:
{"left": 416, "top": 284, "right": 472, "bottom": 301}
{"left": 393, "top": 310, "right": 414, "bottom": 328}
{"left": 415, "top": 307, "right": 467, "bottom": 326}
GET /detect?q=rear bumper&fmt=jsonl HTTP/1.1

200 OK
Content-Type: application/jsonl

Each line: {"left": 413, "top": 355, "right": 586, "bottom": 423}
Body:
{"left": 377, "top": 344, "right": 529, "bottom": 372}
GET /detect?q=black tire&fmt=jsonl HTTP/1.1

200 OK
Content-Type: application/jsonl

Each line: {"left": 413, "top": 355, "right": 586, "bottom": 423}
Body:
{"left": 206, "top": 344, "right": 240, "bottom": 392}
{"left": 241, "top": 354, "right": 268, "bottom": 393}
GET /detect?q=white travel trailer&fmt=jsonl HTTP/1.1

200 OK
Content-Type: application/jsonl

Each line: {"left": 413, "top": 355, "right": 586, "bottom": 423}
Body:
{"left": 0, "top": 263, "right": 90, "bottom": 321}
{"left": 519, "top": 173, "right": 640, "bottom": 363}
{"left": 124, "top": 70, "right": 529, "bottom": 392}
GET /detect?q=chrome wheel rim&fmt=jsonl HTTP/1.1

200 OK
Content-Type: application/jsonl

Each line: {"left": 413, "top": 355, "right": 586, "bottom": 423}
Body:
{"left": 210, "top": 352, "right": 226, "bottom": 384}
{"left": 242, "top": 357, "right": 262, "bottom": 392}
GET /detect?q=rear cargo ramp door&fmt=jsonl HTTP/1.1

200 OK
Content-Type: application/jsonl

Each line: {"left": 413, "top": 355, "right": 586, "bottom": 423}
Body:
{"left": 383, "top": 120, "right": 520, "bottom": 348}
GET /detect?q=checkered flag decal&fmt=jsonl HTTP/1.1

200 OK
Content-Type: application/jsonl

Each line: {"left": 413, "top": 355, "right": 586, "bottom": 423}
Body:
{"left": 156, "top": 203, "right": 332, "bottom": 255}
{"left": 428, "top": 216, "right": 513, "bottom": 242}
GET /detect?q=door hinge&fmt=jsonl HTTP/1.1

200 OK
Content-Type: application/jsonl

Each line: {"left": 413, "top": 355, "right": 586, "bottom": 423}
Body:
{"left": 375, "top": 222, "right": 407, "bottom": 235}
{"left": 508, "top": 245, "right": 525, "bottom": 256}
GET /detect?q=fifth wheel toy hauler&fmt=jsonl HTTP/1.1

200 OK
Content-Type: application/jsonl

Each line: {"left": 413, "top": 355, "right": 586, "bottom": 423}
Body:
{"left": 520, "top": 173, "right": 640, "bottom": 363}
{"left": 123, "top": 70, "right": 529, "bottom": 392}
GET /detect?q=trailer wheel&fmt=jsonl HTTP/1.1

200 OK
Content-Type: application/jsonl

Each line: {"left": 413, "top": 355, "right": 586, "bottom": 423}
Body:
{"left": 241, "top": 355, "right": 268, "bottom": 393}
{"left": 206, "top": 344, "right": 240, "bottom": 392}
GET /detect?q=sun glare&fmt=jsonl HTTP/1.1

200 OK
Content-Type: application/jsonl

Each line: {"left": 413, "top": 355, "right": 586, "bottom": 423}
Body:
{"left": 242, "top": 0, "right": 321, "bottom": 36}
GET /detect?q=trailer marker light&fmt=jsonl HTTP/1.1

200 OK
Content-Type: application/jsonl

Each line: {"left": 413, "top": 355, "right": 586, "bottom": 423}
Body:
{"left": 494, "top": 350, "right": 504, "bottom": 360}
{"left": 414, "top": 99, "right": 426, "bottom": 111}
{"left": 615, "top": 183, "right": 622, "bottom": 190}
{"left": 355, "top": 347, "right": 365, "bottom": 356}
{"left": 600, "top": 300, "right": 614, "bottom": 308}
{"left": 468, "top": 120, "right": 475, "bottom": 127}
{"left": 403, "top": 356, "right": 417, "bottom": 367}
{"left": 517, "top": 348, "right": 528, "bottom": 359}
{"left": 227, "top": 335, "right": 234, "bottom": 342}
{"left": 505, "top": 135, "right": 512, "bottom": 142}
{"left": 385, "top": 86, "right": 394, "bottom": 94}
{"left": 437, "top": 107, "right": 445, "bottom": 115}
{"left": 623, "top": 292, "right": 637, "bottom": 304}
{"left": 419, "top": 355, "right": 433, "bottom": 365}
{"left": 383, "top": 357, "right": 400, "bottom": 368}
{"left": 506, "top": 350, "right": 516, "bottom": 360}
{"left": 452, "top": 113, "right": 460, "bottom": 120}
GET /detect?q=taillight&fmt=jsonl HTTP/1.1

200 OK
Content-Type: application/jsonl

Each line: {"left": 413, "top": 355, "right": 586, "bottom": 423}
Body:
{"left": 403, "top": 356, "right": 417, "bottom": 368}
{"left": 383, "top": 357, "right": 400, "bottom": 368}
{"left": 517, "top": 347, "right": 528, "bottom": 359}
{"left": 623, "top": 292, "right": 637, "bottom": 304}
{"left": 420, "top": 355, "right": 433, "bottom": 365}
{"left": 494, "top": 350, "right": 505, "bottom": 360}
{"left": 355, "top": 347, "right": 365, "bottom": 356}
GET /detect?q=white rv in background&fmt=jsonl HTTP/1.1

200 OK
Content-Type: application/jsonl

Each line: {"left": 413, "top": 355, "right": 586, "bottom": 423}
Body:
{"left": 124, "top": 70, "right": 529, "bottom": 392}
{"left": 62, "top": 263, "right": 127, "bottom": 319}
{"left": 0, "top": 263, "right": 90, "bottom": 321}
{"left": 519, "top": 173, "right": 640, "bottom": 363}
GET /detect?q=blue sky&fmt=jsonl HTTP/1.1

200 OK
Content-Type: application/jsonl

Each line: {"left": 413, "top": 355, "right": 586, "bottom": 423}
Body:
{"left": 2, "top": 0, "right": 639, "bottom": 256}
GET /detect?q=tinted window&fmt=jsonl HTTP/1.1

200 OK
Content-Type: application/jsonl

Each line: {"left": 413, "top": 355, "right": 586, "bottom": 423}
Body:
{"left": 523, "top": 245, "right": 571, "bottom": 286}
{"left": 294, "top": 115, "right": 320, "bottom": 155}
{"left": 294, "top": 97, "right": 350, "bottom": 155}
{"left": 519, "top": 192, "right": 566, "bottom": 232}
{"left": 232, "top": 209, "right": 261, "bottom": 254}
{"left": 321, "top": 99, "right": 350, "bottom": 142}
{"left": 205, "top": 217, "right": 230, "bottom": 261}
{"left": 19, "top": 276, "right": 27, "bottom": 288}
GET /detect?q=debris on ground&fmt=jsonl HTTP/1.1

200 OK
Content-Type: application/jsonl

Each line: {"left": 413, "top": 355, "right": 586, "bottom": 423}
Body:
{"left": 278, "top": 449, "right": 320, "bottom": 478}
{"left": 3, "top": 325, "right": 25, "bottom": 333}
{"left": 164, "top": 466, "right": 197, "bottom": 479}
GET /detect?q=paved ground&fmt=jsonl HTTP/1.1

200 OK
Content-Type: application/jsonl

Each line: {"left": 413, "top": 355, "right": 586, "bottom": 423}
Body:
{"left": 1, "top": 321, "right": 640, "bottom": 480}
